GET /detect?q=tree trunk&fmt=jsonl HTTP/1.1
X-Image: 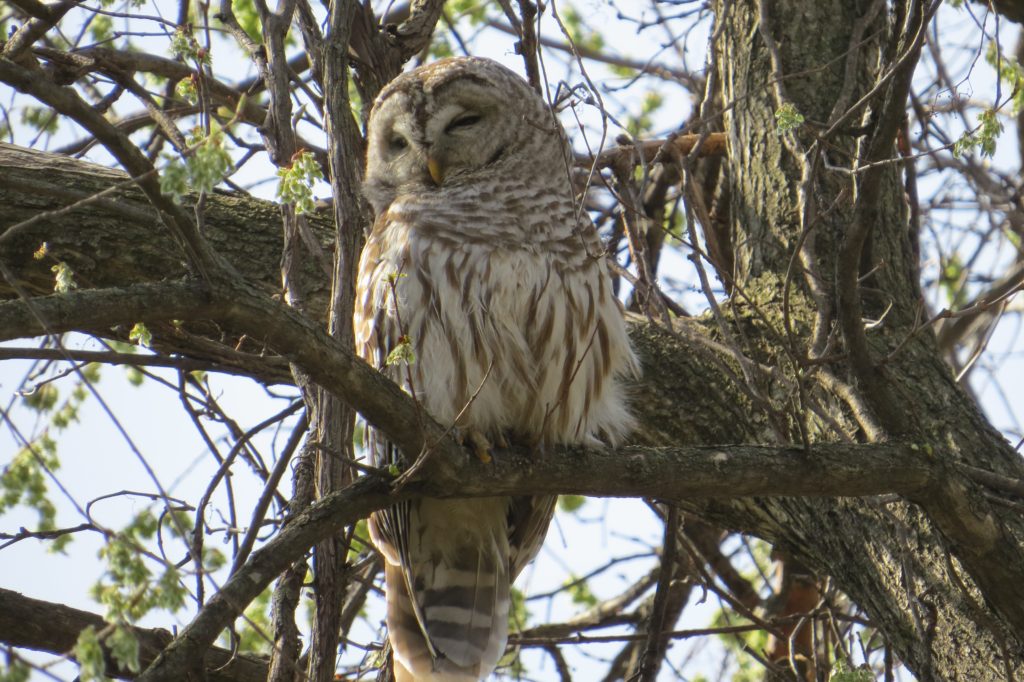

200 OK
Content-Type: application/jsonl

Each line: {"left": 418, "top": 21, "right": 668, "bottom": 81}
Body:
{"left": 694, "top": 1, "right": 1024, "bottom": 679}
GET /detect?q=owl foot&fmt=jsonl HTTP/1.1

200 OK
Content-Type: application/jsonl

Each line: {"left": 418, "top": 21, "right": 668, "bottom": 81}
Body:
{"left": 457, "top": 429, "right": 508, "bottom": 464}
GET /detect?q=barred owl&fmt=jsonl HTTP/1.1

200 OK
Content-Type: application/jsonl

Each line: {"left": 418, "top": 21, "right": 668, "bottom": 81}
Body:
{"left": 355, "top": 56, "right": 639, "bottom": 681}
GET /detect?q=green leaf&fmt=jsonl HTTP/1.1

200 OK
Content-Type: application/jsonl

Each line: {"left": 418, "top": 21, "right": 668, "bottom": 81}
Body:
{"left": 709, "top": 610, "right": 768, "bottom": 682}
{"left": 22, "top": 384, "right": 58, "bottom": 412}
{"left": 977, "top": 108, "right": 1003, "bottom": 157}
{"left": 565, "top": 574, "right": 598, "bottom": 607}
{"left": 153, "top": 565, "right": 188, "bottom": 611}
{"left": 74, "top": 626, "right": 108, "bottom": 682}
{"left": 83, "top": 362, "right": 102, "bottom": 383}
{"left": 939, "top": 253, "right": 967, "bottom": 308}
{"left": 558, "top": 495, "right": 587, "bottom": 513}
{"left": 385, "top": 335, "right": 416, "bottom": 366}
{"left": 107, "top": 624, "right": 141, "bottom": 673}
{"left": 275, "top": 150, "right": 324, "bottom": 215}
{"left": 985, "top": 41, "right": 1024, "bottom": 113}
{"left": 128, "top": 322, "right": 152, "bottom": 348}
{"left": 188, "top": 131, "right": 233, "bottom": 193}
{"left": 229, "top": 586, "right": 275, "bottom": 654}
{"left": 0, "top": 660, "right": 31, "bottom": 682}
{"left": 560, "top": 7, "right": 604, "bottom": 52}
{"left": 108, "top": 340, "right": 137, "bottom": 353}
{"left": 88, "top": 14, "right": 113, "bottom": 42}
{"left": 348, "top": 519, "right": 371, "bottom": 561}
{"left": 953, "top": 108, "right": 1004, "bottom": 158}
{"left": 90, "top": 511, "right": 193, "bottom": 622}
{"left": 609, "top": 64, "right": 639, "bottom": 79}
{"left": 231, "top": 0, "right": 263, "bottom": 42}
{"left": 449, "top": 0, "right": 489, "bottom": 24}
{"left": 507, "top": 586, "right": 530, "bottom": 631}
{"left": 159, "top": 159, "right": 189, "bottom": 203}
{"left": 169, "top": 26, "right": 208, "bottom": 64}
{"left": 626, "top": 91, "right": 665, "bottom": 136}
{"left": 21, "top": 106, "right": 58, "bottom": 136}
{"left": 52, "top": 261, "right": 77, "bottom": 292}
{"left": 161, "top": 130, "right": 234, "bottom": 201}
{"left": 175, "top": 76, "right": 199, "bottom": 104}
{"left": 0, "top": 436, "right": 60, "bottom": 537}
{"left": 830, "top": 660, "right": 874, "bottom": 682}
{"left": 774, "top": 102, "right": 805, "bottom": 134}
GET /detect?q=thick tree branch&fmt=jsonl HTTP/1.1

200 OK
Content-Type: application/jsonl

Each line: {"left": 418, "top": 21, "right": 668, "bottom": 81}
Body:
{"left": 349, "top": 0, "right": 447, "bottom": 99}
{"left": 0, "top": 58, "right": 220, "bottom": 283}
{"left": 0, "top": 588, "right": 268, "bottom": 682}
{"left": 836, "top": 0, "right": 937, "bottom": 434}
{"left": 0, "top": 282, "right": 218, "bottom": 342}
{"left": 0, "top": 346, "right": 284, "bottom": 381}
{"left": 0, "top": 282, "right": 933, "bottom": 500}
{"left": 133, "top": 439, "right": 932, "bottom": 682}
{"left": 3, "top": 0, "right": 78, "bottom": 59}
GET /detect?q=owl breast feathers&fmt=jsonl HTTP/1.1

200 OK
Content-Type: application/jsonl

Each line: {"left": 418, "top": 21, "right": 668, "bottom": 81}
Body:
{"left": 354, "top": 56, "right": 639, "bottom": 681}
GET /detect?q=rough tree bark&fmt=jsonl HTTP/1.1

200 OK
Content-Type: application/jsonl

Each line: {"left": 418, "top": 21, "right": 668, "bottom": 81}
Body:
{"left": 694, "top": 1, "right": 1024, "bottom": 679}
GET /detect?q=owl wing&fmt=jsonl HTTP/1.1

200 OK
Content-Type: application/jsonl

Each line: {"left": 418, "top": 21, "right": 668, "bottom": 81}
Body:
{"left": 507, "top": 494, "right": 556, "bottom": 579}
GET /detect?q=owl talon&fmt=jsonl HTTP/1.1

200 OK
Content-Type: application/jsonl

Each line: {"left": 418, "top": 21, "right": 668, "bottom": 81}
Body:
{"left": 461, "top": 429, "right": 494, "bottom": 464}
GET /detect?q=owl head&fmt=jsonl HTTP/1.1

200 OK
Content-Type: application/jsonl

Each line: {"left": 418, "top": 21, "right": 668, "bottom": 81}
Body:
{"left": 363, "top": 57, "right": 571, "bottom": 214}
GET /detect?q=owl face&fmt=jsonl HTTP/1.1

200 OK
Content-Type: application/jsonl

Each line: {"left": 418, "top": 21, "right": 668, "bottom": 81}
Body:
{"left": 363, "top": 57, "right": 563, "bottom": 214}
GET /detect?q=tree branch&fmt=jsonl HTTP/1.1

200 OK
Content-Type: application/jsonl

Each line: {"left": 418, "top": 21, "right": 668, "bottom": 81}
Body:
{"left": 0, "top": 279, "right": 934, "bottom": 501}
{"left": 0, "top": 58, "right": 220, "bottom": 283}
{"left": 0, "top": 588, "right": 268, "bottom": 682}
{"left": 584, "top": 132, "right": 726, "bottom": 170}
{"left": 484, "top": 18, "right": 702, "bottom": 89}
{"left": 0, "top": 346, "right": 286, "bottom": 381}
{"left": 133, "top": 439, "right": 931, "bottom": 682}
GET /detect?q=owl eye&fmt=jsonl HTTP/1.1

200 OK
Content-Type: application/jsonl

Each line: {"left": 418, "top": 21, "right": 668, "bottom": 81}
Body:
{"left": 389, "top": 135, "right": 409, "bottom": 152}
{"left": 445, "top": 113, "right": 482, "bottom": 132}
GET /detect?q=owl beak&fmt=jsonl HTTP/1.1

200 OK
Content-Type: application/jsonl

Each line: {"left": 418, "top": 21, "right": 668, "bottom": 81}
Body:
{"left": 426, "top": 156, "right": 444, "bottom": 185}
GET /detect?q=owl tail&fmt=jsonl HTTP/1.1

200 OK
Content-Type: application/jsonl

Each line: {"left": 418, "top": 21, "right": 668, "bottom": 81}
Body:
{"left": 385, "top": 498, "right": 512, "bottom": 682}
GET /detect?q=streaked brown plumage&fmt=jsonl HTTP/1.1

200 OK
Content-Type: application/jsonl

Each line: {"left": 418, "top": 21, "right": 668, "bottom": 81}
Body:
{"left": 354, "top": 56, "right": 639, "bottom": 681}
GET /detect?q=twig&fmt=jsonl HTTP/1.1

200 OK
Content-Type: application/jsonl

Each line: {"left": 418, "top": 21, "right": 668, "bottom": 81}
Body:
{"left": 230, "top": 411, "right": 308, "bottom": 574}
{"left": 635, "top": 504, "right": 679, "bottom": 681}
{"left": 0, "top": 523, "right": 98, "bottom": 550}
